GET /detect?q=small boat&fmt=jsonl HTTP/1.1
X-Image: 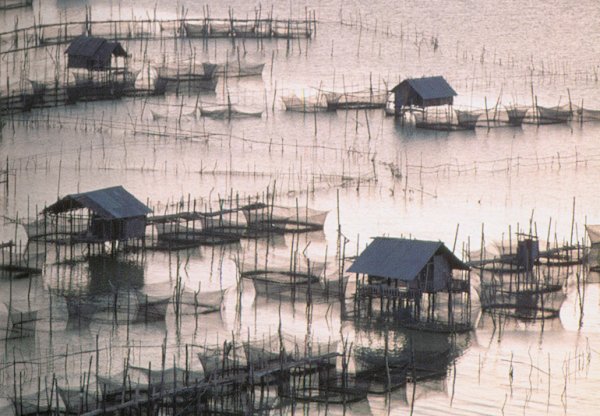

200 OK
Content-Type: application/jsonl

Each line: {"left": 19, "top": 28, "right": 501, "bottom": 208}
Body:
{"left": 536, "top": 104, "right": 572, "bottom": 123}
{"left": 505, "top": 105, "right": 528, "bottom": 126}
{"left": 454, "top": 109, "right": 481, "bottom": 129}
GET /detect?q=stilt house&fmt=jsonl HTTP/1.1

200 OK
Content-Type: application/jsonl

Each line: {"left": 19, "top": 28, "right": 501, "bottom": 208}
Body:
{"left": 65, "top": 35, "right": 127, "bottom": 71}
{"left": 348, "top": 237, "right": 472, "bottom": 332}
{"left": 391, "top": 76, "right": 456, "bottom": 116}
{"left": 65, "top": 35, "right": 130, "bottom": 101}
{"left": 42, "top": 186, "right": 151, "bottom": 243}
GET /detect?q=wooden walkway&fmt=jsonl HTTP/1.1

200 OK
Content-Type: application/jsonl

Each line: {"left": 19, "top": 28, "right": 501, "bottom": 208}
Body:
{"left": 0, "top": 14, "right": 316, "bottom": 55}
{"left": 81, "top": 352, "right": 339, "bottom": 416}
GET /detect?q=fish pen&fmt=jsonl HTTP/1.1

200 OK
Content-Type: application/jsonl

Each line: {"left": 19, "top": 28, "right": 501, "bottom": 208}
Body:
{"left": 471, "top": 231, "right": 586, "bottom": 271}
{"left": 0, "top": 76, "right": 167, "bottom": 117}
{"left": 237, "top": 224, "right": 347, "bottom": 304}
{"left": 213, "top": 61, "right": 265, "bottom": 78}
{"left": 0, "top": 240, "right": 44, "bottom": 278}
{"left": 2, "top": 337, "right": 344, "bottom": 415}
{"left": 475, "top": 266, "right": 567, "bottom": 320}
{"left": 242, "top": 203, "right": 329, "bottom": 234}
{"left": 281, "top": 92, "right": 329, "bottom": 112}
{"left": 0, "top": 10, "right": 318, "bottom": 55}
{"left": 505, "top": 105, "right": 529, "bottom": 126}
{"left": 2, "top": 302, "right": 38, "bottom": 340}
{"left": 239, "top": 252, "right": 326, "bottom": 302}
{"left": 470, "top": 233, "right": 574, "bottom": 320}
{"left": 199, "top": 103, "right": 263, "bottom": 119}
{"left": 331, "top": 88, "right": 388, "bottom": 110}
{"left": 145, "top": 193, "right": 329, "bottom": 250}
{"left": 133, "top": 288, "right": 172, "bottom": 323}
{"left": 535, "top": 104, "right": 573, "bottom": 124}
{"left": 148, "top": 212, "right": 241, "bottom": 250}
{"left": 32, "top": 186, "right": 152, "bottom": 255}
{"left": 410, "top": 106, "right": 478, "bottom": 131}
{"left": 156, "top": 61, "right": 219, "bottom": 92}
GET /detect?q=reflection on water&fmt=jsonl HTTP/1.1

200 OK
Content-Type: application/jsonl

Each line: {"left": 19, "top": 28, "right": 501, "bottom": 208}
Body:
{"left": 1, "top": 0, "right": 600, "bottom": 414}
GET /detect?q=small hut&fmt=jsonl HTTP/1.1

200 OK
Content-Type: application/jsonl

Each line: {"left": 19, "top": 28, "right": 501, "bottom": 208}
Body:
{"left": 65, "top": 36, "right": 127, "bottom": 70}
{"left": 348, "top": 237, "right": 471, "bottom": 332}
{"left": 65, "top": 35, "right": 131, "bottom": 101}
{"left": 390, "top": 76, "right": 456, "bottom": 116}
{"left": 42, "top": 186, "right": 151, "bottom": 247}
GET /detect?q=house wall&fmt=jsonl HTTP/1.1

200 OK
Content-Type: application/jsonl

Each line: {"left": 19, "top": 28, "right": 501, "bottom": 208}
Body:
{"left": 90, "top": 216, "right": 146, "bottom": 241}
{"left": 433, "top": 255, "right": 451, "bottom": 291}
{"left": 68, "top": 55, "right": 112, "bottom": 71}
{"left": 394, "top": 86, "right": 454, "bottom": 111}
{"left": 516, "top": 238, "right": 539, "bottom": 271}
{"left": 423, "top": 97, "right": 454, "bottom": 107}
{"left": 394, "top": 85, "right": 424, "bottom": 109}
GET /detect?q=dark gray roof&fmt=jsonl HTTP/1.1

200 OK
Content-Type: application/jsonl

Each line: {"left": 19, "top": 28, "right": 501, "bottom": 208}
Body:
{"left": 392, "top": 76, "right": 457, "bottom": 100}
{"left": 65, "top": 36, "right": 127, "bottom": 59}
{"left": 347, "top": 237, "right": 468, "bottom": 280}
{"left": 43, "top": 186, "right": 151, "bottom": 219}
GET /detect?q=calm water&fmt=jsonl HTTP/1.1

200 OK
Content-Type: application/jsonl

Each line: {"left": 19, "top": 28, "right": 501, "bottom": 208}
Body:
{"left": 1, "top": 1, "right": 600, "bottom": 414}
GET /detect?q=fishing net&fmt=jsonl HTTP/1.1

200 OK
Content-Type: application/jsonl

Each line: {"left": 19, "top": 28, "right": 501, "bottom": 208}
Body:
{"left": 242, "top": 204, "right": 328, "bottom": 232}
{"left": 2, "top": 302, "right": 38, "bottom": 339}
{"left": 176, "top": 287, "right": 225, "bottom": 314}
{"left": 197, "top": 341, "right": 246, "bottom": 377}
{"left": 586, "top": 225, "right": 600, "bottom": 245}
{"left": 243, "top": 334, "right": 295, "bottom": 369}
{"left": 22, "top": 215, "right": 88, "bottom": 240}
{"left": 127, "top": 366, "right": 204, "bottom": 388}
{"left": 133, "top": 282, "right": 173, "bottom": 322}
{"left": 337, "top": 89, "right": 388, "bottom": 109}
{"left": 281, "top": 93, "right": 328, "bottom": 112}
